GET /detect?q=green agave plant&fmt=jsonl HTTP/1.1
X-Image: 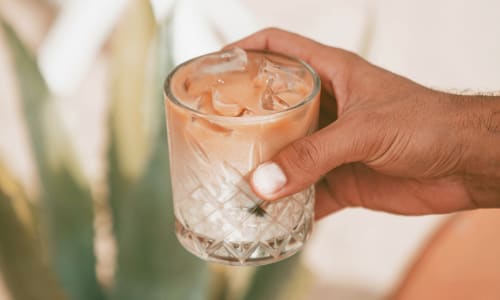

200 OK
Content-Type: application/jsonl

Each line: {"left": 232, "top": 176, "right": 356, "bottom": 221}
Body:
{"left": 0, "top": 1, "right": 312, "bottom": 299}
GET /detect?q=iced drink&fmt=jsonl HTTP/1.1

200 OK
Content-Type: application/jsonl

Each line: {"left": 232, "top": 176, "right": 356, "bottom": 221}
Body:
{"left": 164, "top": 48, "right": 320, "bottom": 266}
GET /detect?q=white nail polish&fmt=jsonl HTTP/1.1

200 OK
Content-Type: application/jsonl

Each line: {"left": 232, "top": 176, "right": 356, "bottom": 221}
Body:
{"left": 252, "top": 162, "right": 287, "bottom": 196}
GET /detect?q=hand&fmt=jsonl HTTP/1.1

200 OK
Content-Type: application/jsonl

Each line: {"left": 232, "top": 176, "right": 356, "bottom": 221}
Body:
{"left": 226, "top": 28, "right": 500, "bottom": 219}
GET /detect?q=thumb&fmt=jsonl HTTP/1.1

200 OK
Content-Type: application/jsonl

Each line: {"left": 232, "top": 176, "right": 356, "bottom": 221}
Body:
{"left": 250, "top": 119, "right": 369, "bottom": 200}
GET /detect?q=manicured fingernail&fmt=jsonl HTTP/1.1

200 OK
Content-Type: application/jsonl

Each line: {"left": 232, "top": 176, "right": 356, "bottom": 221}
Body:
{"left": 252, "top": 162, "right": 287, "bottom": 196}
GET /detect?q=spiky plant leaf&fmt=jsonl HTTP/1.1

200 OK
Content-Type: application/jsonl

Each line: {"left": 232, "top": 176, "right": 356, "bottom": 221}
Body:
{"left": 108, "top": 1, "right": 208, "bottom": 299}
{"left": 1, "top": 20, "right": 103, "bottom": 300}
{"left": 241, "top": 254, "right": 311, "bottom": 300}
{"left": 0, "top": 162, "right": 67, "bottom": 300}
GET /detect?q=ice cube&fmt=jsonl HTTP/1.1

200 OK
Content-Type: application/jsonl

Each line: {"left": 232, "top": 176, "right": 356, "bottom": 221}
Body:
{"left": 240, "top": 108, "right": 254, "bottom": 117}
{"left": 256, "top": 57, "right": 307, "bottom": 93}
{"left": 272, "top": 95, "right": 291, "bottom": 110}
{"left": 193, "top": 93, "right": 217, "bottom": 114}
{"left": 184, "top": 48, "right": 248, "bottom": 96}
{"left": 274, "top": 91, "right": 302, "bottom": 105}
{"left": 260, "top": 79, "right": 275, "bottom": 110}
{"left": 191, "top": 116, "right": 233, "bottom": 136}
{"left": 196, "top": 48, "right": 248, "bottom": 75}
{"left": 183, "top": 74, "right": 216, "bottom": 96}
{"left": 212, "top": 89, "right": 244, "bottom": 116}
{"left": 260, "top": 78, "right": 291, "bottom": 111}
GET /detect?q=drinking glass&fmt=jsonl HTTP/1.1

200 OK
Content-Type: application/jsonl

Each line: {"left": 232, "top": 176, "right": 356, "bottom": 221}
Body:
{"left": 164, "top": 50, "right": 320, "bottom": 266}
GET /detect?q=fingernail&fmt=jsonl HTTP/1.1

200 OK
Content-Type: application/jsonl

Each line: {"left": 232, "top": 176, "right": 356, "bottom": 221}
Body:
{"left": 252, "top": 162, "right": 287, "bottom": 196}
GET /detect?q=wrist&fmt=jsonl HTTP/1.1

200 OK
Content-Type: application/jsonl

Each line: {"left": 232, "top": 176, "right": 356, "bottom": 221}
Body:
{"left": 452, "top": 93, "right": 500, "bottom": 207}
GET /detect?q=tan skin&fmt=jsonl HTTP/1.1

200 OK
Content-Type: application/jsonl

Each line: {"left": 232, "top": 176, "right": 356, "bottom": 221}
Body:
{"left": 226, "top": 28, "right": 500, "bottom": 219}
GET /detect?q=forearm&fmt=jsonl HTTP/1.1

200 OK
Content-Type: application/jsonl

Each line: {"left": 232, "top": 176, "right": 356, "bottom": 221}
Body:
{"left": 455, "top": 94, "right": 500, "bottom": 207}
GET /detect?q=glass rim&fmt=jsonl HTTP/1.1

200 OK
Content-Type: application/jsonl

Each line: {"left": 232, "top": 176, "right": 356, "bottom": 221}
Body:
{"left": 163, "top": 49, "right": 321, "bottom": 124}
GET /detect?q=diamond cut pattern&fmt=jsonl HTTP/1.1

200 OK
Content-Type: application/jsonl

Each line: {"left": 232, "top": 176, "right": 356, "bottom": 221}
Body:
{"left": 175, "top": 161, "right": 314, "bottom": 265}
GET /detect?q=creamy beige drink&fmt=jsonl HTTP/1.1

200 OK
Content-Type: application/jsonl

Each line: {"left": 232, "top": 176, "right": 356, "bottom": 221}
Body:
{"left": 164, "top": 48, "right": 320, "bottom": 266}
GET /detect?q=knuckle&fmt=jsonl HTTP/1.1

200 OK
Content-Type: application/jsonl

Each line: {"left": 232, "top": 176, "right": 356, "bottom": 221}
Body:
{"left": 337, "top": 50, "right": 362, "bottom": 69}
{"left": 358, "top": 111, "right": 386, "bottom": 126}
{"left": 262, "top": 27, "right": 279, "bottom": 33}
{"left": 343, "top": 50, "right": 361, "bottom": 62}
{"left": 283, "top": 138, "right": 322, "bottom": 173}
{"left": 342, "top": 111, "right": 384, "bottom": 159}
{"left": 260, "top": 27, "right": 283, "bottom": 36}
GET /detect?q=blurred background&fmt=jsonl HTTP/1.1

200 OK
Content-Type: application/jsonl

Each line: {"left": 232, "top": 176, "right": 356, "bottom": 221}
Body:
{"left": 1, "top": 0, "right": 500, "bottom": 299}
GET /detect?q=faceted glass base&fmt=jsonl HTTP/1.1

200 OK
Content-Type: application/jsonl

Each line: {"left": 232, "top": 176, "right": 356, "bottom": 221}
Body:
{"left": 175, "top": 214, "right": 313, "bottom": 266}
{"left": 173, "top": 162, "right": 315, "bottom": 266}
